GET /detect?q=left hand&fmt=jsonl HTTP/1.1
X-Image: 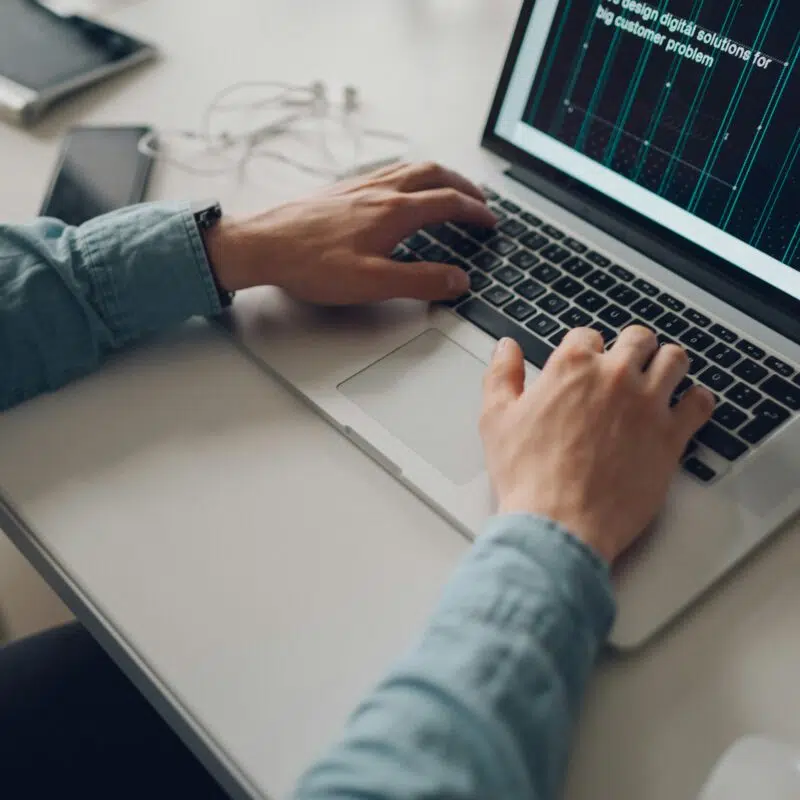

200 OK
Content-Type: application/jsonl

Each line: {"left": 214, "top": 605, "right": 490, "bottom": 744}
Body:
{"left": 204, "top": 161, "right": 497, "bottom": 304}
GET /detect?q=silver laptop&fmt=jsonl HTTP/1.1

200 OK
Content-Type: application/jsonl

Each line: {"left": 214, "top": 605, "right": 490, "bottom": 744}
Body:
{"left": 222, "top": 0, "right": 800, "bottom": 649}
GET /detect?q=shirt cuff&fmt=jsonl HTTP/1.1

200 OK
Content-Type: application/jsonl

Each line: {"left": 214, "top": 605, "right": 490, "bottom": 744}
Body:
{"left": 75, "top": 201, "right": 222, "bottom": 341}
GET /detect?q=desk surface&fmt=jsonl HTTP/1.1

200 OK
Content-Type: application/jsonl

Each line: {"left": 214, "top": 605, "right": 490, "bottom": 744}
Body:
{"left": 3, "top": 2, "right": 800, "bottom": 799}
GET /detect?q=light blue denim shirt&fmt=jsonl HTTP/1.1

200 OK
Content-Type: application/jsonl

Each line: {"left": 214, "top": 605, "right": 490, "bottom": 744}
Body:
{"left": 0, "top": 202, "right": 616, "bottom": 800}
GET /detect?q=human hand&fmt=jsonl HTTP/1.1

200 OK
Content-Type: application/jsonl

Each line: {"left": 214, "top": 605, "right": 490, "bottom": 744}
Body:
{"left": 479, "top": 327, "right": 716, "bottom": 564}
{"left": 204, "top": 162, "right": 496, "bottom": 304}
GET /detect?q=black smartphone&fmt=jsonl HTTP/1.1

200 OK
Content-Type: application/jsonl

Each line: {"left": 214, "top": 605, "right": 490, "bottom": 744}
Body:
{"left": 40, "top": 125, "right": 155, "bottom": 226}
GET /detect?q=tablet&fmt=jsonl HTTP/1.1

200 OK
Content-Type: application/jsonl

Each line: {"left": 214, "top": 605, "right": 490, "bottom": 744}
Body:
{"left": 0, "top": 0, "right": 157, "bottom": 126}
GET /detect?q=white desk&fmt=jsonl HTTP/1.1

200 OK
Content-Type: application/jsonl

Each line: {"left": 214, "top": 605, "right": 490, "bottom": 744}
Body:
{"left": 3, "top": 2, "right": 800, "bottom": 799}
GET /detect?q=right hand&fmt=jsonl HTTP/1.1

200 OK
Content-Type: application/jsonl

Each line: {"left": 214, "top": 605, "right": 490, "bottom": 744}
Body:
{"left": 479, "top": 326, "right": 716, "bottom": 564}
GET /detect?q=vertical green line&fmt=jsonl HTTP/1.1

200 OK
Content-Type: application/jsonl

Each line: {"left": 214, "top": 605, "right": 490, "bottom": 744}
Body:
{"left": 751, "top": 128, "right": 800, "bottom": 247}
{"left": 632, "top": 0, "right": 705, "bottom": 182}
{"left": 602, "top": 0, "right": 671, "bottom": 166}
{"left": 719, "top": 35, "right": 800, "bottom": 229}
{"left": 658, "top": 3, "right": 740, "bottom": 196}
{"left": 574, "top": 12, "right": 629, "bottom": 152}
{"left": 551, "top": 3, "right": 603, "bottom": 133}
{"left": 526, "top": 0, "right": 575, "bottom": 122}
{"left": 687, "top": 0, "right": 781, "bottom": 213}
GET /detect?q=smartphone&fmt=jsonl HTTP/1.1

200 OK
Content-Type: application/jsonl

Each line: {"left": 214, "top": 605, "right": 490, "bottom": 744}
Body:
{"left": 40, "top": 125, "right": 154, "bottom": 226}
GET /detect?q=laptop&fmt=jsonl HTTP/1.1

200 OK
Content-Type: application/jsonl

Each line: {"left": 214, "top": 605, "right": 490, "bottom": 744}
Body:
{"left": 222, "top": 0, "right": 800, "bottom": 649}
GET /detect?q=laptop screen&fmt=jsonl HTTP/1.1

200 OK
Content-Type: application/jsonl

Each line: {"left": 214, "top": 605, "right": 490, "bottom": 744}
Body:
{"left": 493, "top": 1, "right": 799, "bottom": 301}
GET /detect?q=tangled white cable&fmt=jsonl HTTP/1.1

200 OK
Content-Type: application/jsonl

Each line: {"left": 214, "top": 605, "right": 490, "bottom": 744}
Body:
{"left": 137, "top": 80, "right": 409, "bottom": 181}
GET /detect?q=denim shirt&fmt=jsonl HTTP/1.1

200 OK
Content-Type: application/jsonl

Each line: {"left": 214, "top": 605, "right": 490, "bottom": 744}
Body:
{"left": 0, "top": 202, "right": 616, "bottom": 800}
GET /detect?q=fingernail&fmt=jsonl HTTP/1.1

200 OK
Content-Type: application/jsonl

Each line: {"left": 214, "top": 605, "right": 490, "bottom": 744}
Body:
{"left": 448, "top": 271, "right": 470, "bottom": 294}
{"left": 495, "top": 337, "right": 512, "bottom": 355}
{"left": 699, "top": 387, "right": 716, "bottom": 410}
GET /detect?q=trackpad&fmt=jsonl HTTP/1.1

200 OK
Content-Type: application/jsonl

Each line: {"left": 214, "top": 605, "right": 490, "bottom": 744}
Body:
{"left": 338, "top": 330, "right": 486, "bottom": 485}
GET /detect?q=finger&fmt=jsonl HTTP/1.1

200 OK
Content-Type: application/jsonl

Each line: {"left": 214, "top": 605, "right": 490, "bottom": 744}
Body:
{"left": 646, "top": 344, "right": 689, "bottom": 403}
{"left": 388, "top": 161, "right": 488, "bottom": 203}
{"left": 557, "top": 326, "right": 605, "bottom": 356}
{"left": 608, "top": 324, "right": 659, "bottom": 372}
{"left": 672, "top": 386, "right": 716, "bottom": 442}
{"left": 364, "top": 257, "right": 470, "bottom": 301}
{"left": 483, "top": 337, "right": 525, "bottom": 417}
{"left": 402, "top": 187, "right": 497, "bottom": 233}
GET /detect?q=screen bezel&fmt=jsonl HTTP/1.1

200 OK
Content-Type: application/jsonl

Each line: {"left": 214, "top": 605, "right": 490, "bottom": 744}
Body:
{"left": 482, "top": 0, "right": 800, "bottom": 346}
{"left": 40, "top": 125, "right": 154, "bottom": 221}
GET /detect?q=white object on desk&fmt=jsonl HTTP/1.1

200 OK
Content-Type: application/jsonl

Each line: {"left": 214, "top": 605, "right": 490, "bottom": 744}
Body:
{"left": 699, "top": 738, "right": 800, "bottom": 800}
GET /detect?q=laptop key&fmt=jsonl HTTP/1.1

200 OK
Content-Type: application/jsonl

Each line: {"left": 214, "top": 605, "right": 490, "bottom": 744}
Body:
{"left": 521, "top": 232, "right": 550, "bottom": 251}
{"left": 537, "top": 293, "right": 569, "bottom": 316}
{"left": 708, "top": 343, "right": 741, "bottom": 369}
{"left": 683, "top": 457, "right": 717, "bottom": 483}
{"left": 607, "top": 285, "right": 641, "bottom": 307}
{"left": 504, "top": 299, "right": 536, "bottom": 321}
{"left": 710, "top": 324, "right": 738, "bottom": 344}
{"left": 549, "top": 328, "right": 569, "bottom": 346}
{"left": 739, "top": 400, "right": 791, "bottom": 445}
{"left": 551, "top": 276, "right": 583, "bottom": 298}
{"left": 516, "top": 279, "right": 547, "bottom": 301}
{"left": 482, "top": 285, "right": 513, "bottom": 306}
{"left": 713, "top": 403, "right": 748, "bottom": 431}
{"left": 765, "top": 357, "right": 794, "bottom": 378}
{"left": 420, "top": 243, "right": 450, "bottom": 262}
{"left": 761, "top": 375, "right": 800, "bottom": 411}
{"left": 520, "top": 211, "right": 543, "bottom": 227}
{"left": 469, "top": 272, "right": 491, "bottom": 292}
{"left": 451, "top": 236, "right": 480, "bottom": 258}
{"left": 562, "top": 256, "right": 592, "bottom": 278}
{"left": 732, "top": 358, "right": 768, "bottom": 385}
{"left": 688, "top": 352, "right": 708, "bottom": 375}
{"left": 736, "top": 339, "right": 766, "bottom": 361}
{"left": 540, "top": 243, "right": 570, "bottom": 264}
{"left": 725, "top": 383, "right": 762, "bottom": 410}
{"left": 406, "top": 232, "right": 432, "bottom": 251}
{"left": 610, "top": 264, "right": 634, "bottom": 282}
{"left": 509, "top": 249, "right": 540, "bottom": 270}
{"left": 599, "top": 304, "right": 632, "bottom": 328}
{"left": 575, "top": 290, "right": 608, "bottom": 313}
{"left": 633, "top": 278, "right": 659, "bottom": 297}
{"left": 471, "top": 250, "right": 502, "bottom": 272}
{"left": 658, "top": 293, "right": 685, "bottom": 313}
{"left": 487, "top": 236, "right": 517, "bottom": 256}
{"left": 481, "top": 186, "right": 499, "bottom": 201}
{"left": 499, "top": 199, "right": 521, "bottom": 213}
{"left": 656, "top": 312, "right": 689, "bottom": 337}
{"left": 457, "top": 298, "right": 554, "bottom": 369}
{"left": 586, "top": 270, "right": 616, "bottom": 292}
{"left": 527, "top": 313, "right": 560, "bottom": 337}
{"left": 498, "top": 218, "right": 528, "bottom": 238}
{"left": 540, "top": 224, "right": 565, "bottom": 240}
{"left": 680, "top": 328, "right": 715, "bottom": 352}
{"left": 531, "top": 263, "right": 562, "bottom": 283}
{"left": 590, "top": 321, "right": 616, "bottom": 344}
{"left": 696, "top": 422, "right": 748, "bottom": 461}
{"left": 461, "top": 224, "right": 496, "bottom": 243}
{"left": 684, "top": 308, "right": 711, "bottom": 328}
{"left": 563, "top": 237, "right": 587, "bottom": 254}
{"left": 699, "top": 366, "right": 734, "bottom": 392}
{"left": 494, "top": 265, "right": 525, "bottom": 286}
{"left": 630, "top": 298, "right": 664, "bottom": 321}
{"left": 560, "top": 306, "right": 593, "bottom": 328}
{"left": 587, "top": 251, "right": 611, "bottom": 267}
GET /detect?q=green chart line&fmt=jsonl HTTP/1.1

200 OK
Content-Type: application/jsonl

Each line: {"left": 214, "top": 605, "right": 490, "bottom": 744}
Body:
{"left": 631, "top": 0, "right": 706, "bottom": 182}
{"left": 719, "top": 32, "right": 800, "bottom": 230}
{"left": 658, "top": 2, "right": 740, "bottom": 196}
{"left": 784, "top": 221, "right": 800, "bottom": 268}
{"left": 574, "top": 11, "right": 630, "bottom": 153}
{"left": 751, "top": 126, "right": 800, "bottom": 247}
{"left": 550, "top": 3, "right": 603, "bottom": 134}
{"left": 687, "top": 0, "right": 781, "bottom": 214}
{"left": 602, "top": 0, "right": 671, "bottom": 167}
{"left": 525, "top": 0, "right": 574, "bottom": 123}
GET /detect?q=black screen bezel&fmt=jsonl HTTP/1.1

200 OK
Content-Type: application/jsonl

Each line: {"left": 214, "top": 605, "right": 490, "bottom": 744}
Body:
{"left": 40, "top": 126, "right": 154, "bottom": 222}
{"left": 482, "top": 0, "right": 800, "bottom": 346}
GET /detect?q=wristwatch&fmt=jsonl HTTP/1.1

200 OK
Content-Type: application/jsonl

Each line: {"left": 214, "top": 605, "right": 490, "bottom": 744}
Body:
{"left": 191, "top": 199, "right": 234, "bottom": 309}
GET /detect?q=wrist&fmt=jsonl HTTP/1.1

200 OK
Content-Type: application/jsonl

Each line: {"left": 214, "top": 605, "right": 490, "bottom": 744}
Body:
{"left": 203, "top": 217, "right": 269, "bottom": 293}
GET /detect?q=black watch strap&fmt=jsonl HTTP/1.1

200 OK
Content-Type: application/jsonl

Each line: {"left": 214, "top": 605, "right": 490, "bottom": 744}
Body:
{"left": 192, "top": 200, "right": 233, "bottom": 309}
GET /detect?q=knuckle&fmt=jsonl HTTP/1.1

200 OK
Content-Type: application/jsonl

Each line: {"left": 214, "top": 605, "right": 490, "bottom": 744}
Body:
{"left": 418, "top": 160, "right": 444, "bottom": 179}
{"left": 662, "top": 344, "right": 689, "bottom": 366}
{"left": 608, "top": 359, "right": 633, "bottom": 388}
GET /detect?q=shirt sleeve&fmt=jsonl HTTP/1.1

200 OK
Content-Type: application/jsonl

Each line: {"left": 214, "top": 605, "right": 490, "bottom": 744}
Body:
{"left": 0, "top": 202, "right": 222, "bottom": 411}
{"left": 294, "top": 514, "right": 616, "bottom": 800}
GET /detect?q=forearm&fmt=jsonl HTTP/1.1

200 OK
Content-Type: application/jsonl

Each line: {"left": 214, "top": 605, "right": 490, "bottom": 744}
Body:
{"left": 294, "top": 515, "right": 616, "bottom": 800}
{"left": 0, "top": 202, "right": 221, "bottom": 410}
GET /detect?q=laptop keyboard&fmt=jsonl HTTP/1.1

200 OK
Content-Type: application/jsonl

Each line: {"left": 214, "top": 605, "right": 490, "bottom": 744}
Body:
{"left": 391, "top": 187, "right": 800, "bottom": 486}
